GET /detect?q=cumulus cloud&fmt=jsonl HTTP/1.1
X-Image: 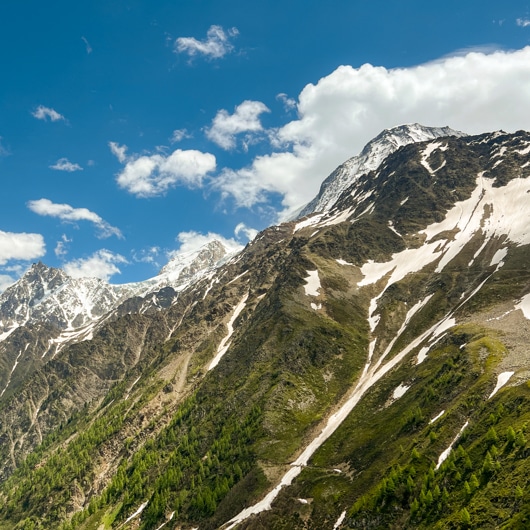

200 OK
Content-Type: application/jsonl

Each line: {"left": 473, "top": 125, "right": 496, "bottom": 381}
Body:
{"left": 170, "top": 129, "right": 191, "bottom": 143}
{"left": 109, "top": 141, "right": 128, "bottom": 163}
{"left": 276, "top": 93, "right": 297, "bottom": 111}
{"left": 168, "top": 230, "right": 243, "bottom": 261}
{"left": 132, "top": 246, "right": 162, "bottom": 266}
{"left": 63, "top": 249, "right": 127, "bottom": 281}
{"left": 32, "top": 105, "right": 66, "bottom": 122}
{"left": 206, "top": 100, "right": 270, "bottom": 150}
{"left": 27, "top": 198, "right": 122, "bottom": 239}
{"left": 50, "top": 158, "right": 83, "bottom": 172}
{"left": 214, "top": 46, "right": 530, "bottom": 218}
{"left": 516, "top": 18, "right": 530, "bottom": 27}
{"left": 111, "top": 143, "right": 216, "bottom": 198}
{"left": 234, "top": 222, "right": 258, "bottom": 241}
{"left": 175, "top": 25, "right": 238, "bottom": 59}
{"left": 54, "top": 234, "right": 71, "bottom": 258}
{"left": 0, "top": 230, "right": 45, "bottom": 265}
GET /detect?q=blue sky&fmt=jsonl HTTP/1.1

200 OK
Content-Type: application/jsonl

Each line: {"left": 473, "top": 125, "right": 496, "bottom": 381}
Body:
{"left": 1, "top": 1, "right": 530, "bottom": 289}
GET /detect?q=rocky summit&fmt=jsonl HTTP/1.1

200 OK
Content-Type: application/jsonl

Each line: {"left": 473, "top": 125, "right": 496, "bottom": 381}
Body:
{"left": 1, "top": 125, "right": 530, "bottom": 530}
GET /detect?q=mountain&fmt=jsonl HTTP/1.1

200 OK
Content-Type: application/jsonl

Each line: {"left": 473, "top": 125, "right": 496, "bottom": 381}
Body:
{"left": 1, "top": 127, "right": 530, "bottom": 530}
{"left": 0, "top": 240, "right": 232, "bottom": 403}
{"left": 296, "top": 123, "right": 467, "bottom": 218}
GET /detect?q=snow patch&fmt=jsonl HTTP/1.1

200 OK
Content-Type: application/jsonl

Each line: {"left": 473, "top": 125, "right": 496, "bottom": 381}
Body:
{"left": 490, "top": 248, "right": 508, "bottom": 266}
{"left": 224, "top": 466, "right": 303, "bottom": 530}
{"left": 333, "top": 510, "right": 347, "bottom": 529}
{"left": 436, "top": 420, "right": 469, "bottom": 470}
{"left": 124, "top": 502, "right": 148, "bottom": 525}
{"left": 228, "top": 270, "right": 249, "bottom": 285}
{"left": 516, "top": 143, "right": 530, "bottom": 155}
{"left": 388, "top": 221, "right": 402, "bottom": 237}
{"left": 392, "top": 383, "right": 410, "bottom": 400}
{"left": 294, "top": 214, "right": 323, "bottom": 232}
{"left": 491, "top": 144, "right": 507, "bottom": 158}
{"left": 367, "top": 296, "right": 381, "bottom": 333}
{"left": 516, "top": 293, "right": 530, "bottom": 319}
{"left": 420, "top": 141, "right": 443, "bottom": 175}
{"left": 0, "top": 325, "right": 19, "bottom": 343}
{"left": 430, "top": 410, "right": 445, "bottom": 424}
{"left": 311, "top": 302, "right": 322, "bottom": 311}
{"left": 208, "top": 293, "right": 248, "bottom": 371}
{"left": 488, "top": 372, "right": 514, "bottom": 399}
{"left": 303, "top": 270, "right": 321, "bottom": 297}
{"left": 416, "top": 318, "right": 454, "bottom": 364}
{"left": 0, "top": 347, "right": 25, "bottom": 398}
{"left": 322, "top": 207, "right": 356, "bottom": 227}
{"left": 336, "top": 259, "right": 354, "bottom": 266}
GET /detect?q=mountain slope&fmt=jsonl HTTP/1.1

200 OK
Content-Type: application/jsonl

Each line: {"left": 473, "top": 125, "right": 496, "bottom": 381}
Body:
{"left": 1, "top": 128, "right": 530, "bottom": 530}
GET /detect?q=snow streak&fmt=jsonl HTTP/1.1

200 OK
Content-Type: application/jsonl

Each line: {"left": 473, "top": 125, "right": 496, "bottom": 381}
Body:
{"left": 208, "top": 293, "right": 248, "bottom": 371}
{"left": 436, "top": 420, "right": 469, "bottom": 470}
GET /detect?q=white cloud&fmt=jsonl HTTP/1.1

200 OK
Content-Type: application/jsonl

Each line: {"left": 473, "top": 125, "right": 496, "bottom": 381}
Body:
{"left": 111, "top": 144, "right": 216, "bottom": 198}
{"left": 517, "top": 18, "right": 530, "bottom": 27}
{"left": 81, "top": 36, "right": 92, "bottom": 54}
{"left": 27, "top": 198, "right": 122, "bottom": 239}
{"left": 234, "top": 222, "right": 258, "bottom": 242}
{"left": 50, "top": 158, "right": 83, "bottom": 172}
{"left": 109, "top": 141, "right": 128, "bottom": 163}
{"left": 170, "top": 129, "right": 191, "bottom": 143}
{"left": 206, "top": 100, "right": 270, "bottom": 150}
{"left": 54, "top": 234, "right": 71, "bottom": 258}
{"left": 214, "top": 46, "right": 530, "bottom": 218}
{"left": 63, "top": 249, "right": 127, "bottom": 281}
{"left": 132, "top": 246, "right": 161, "bottom": 266}
{"left": 175, "top": 25, "right": 238, "bottom": 59}
{"left": 32, "top": 105, "right": 66, "bottom": 122}
{"left": 168, "top": 230, "right": 243, "bottom": 261}
{"left": 276, "top": 93, "right": 297, "bottom": 111}
{"left": 0, "top": 230, "right": 45, "bottom": 265}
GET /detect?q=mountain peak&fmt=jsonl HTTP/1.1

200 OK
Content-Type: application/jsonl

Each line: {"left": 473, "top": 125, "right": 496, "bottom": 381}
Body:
{"left": 297, "top": 123, "right": 467, "bottom": 218}
{"left": 158, "top": 239, "right": 231, "bottom": 283}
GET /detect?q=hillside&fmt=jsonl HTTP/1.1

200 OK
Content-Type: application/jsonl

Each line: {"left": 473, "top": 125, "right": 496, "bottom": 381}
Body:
{"left": 1, "top": 127, "right": 530, "bottom": 530}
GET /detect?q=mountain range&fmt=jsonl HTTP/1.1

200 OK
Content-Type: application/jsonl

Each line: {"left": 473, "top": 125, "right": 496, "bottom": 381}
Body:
{"left": 1, "top": 124, "right": 530, "bottom": 529}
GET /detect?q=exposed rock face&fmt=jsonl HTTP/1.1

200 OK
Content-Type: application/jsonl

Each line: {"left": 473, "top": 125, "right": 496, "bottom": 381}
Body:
{"left": 1, "top": 128, "right": 530, "bottom": 530}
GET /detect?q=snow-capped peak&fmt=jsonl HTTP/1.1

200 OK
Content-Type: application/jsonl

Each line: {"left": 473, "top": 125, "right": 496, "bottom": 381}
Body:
{"left": 297, "top": 123, "right": 467, "bottom": 218}
{"left": 0, "top": 240, "right": 236, "bottom": 349}
{"left": 158, "top": 240, "right": 229, "bottom": 281}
